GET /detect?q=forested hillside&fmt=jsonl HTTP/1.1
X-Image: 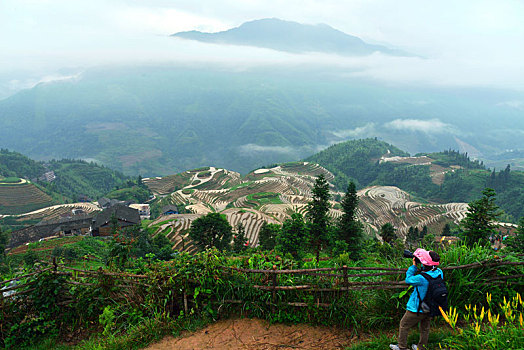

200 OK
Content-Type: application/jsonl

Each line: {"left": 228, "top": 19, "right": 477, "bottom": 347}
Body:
{"left": 0, "top": 149, "right": 46, "bottom": 179}
{"left": 0, "top": 150, "right": 131, "bottom": 206}
{"left": 1, "top": 66, "right": 524, "bottom": 175}
{"left": 305, "top": 138, "right": 408, "bottom": 189}
{"left": 44, "top": 159, "right": 129, "bottom": 201}
{"left": 307, "top": 138, "right": 524, "bottom": 221}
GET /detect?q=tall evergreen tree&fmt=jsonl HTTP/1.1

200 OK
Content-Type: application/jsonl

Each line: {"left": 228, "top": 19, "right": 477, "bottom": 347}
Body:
{"left": 258, "top": 222, "right": 280, "bottom": 251}
{"left": 337, "top": 181, "right": 364, "bottom": 259}
{"left": 380, "top": 223, "right": 397, "bottom": 244}
{"left": 420, "top": 225, "right": 428, "bottom": 239}
{"left": 233, "top": 222, "right": 248, "bottom": 253}
{"left": 406, "top": 226, "right": 419, "bottom": 247}
{"left": 462, "top": 188, "right": 501, "bottom": 246}
{"left": 276, "top": 213, "right": 308, "bottom": 260}
{"left": 306, "top": 174, "right": 331, "bottom": 262}
{"left": 442, "top": 223, "right": 451, "bottom": 236}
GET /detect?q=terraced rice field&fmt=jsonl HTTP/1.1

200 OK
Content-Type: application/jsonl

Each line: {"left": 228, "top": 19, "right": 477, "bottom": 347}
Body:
{"left": 142, "top": 163, "right": 471, "bottom": 250}
{"left": 143, "top": 172, "right": 193, "bottom": 195}
{"left": 357, "top": 186, "right": 468, "bottom": 237}
{"left": 148, "top": 209, "right": 279, "bottom": 252}
{"left": 0, "top": 183, "right": 54, "bottom": 214}
{"left": 16, "top": 202, "right": 101, "bottom": 221}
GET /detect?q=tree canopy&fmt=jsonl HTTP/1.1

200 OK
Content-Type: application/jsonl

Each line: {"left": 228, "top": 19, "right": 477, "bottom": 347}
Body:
{"left": 306, "top": 174, "right": 331, "bottom": 262}
{"left": 461, "top": 188, "right": 501, "bottom": 246}
{"left": 189, "top": 213, "right": 233, "bottom": 251}
{"left": 336, "top": 181, "right": 364, "bottom": 259}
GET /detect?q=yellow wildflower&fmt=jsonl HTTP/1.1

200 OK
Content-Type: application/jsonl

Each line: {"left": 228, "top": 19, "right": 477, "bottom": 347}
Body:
{"left": 474, "top": 322, "right": 481, "bottom": 336}
{"left": 440, "top": 306, "right": 451, "bottom": 324}
{"left": 488, "top": 310, "right": 500, "bottom": 328}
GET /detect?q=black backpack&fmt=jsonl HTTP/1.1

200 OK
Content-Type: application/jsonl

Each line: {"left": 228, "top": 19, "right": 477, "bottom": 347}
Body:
{"left": 416, "top": 272, "right": 448, "bottom": 317}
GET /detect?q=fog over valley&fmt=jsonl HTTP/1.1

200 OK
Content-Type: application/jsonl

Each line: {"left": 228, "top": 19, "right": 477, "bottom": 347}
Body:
{"left": 1, "top": 0, "right": 524, "bottom": 174}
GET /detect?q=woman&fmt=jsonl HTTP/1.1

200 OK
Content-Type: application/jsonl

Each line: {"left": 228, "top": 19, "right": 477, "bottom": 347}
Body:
{"left": 390, "top": 248, "right": 443, "bottom": 350}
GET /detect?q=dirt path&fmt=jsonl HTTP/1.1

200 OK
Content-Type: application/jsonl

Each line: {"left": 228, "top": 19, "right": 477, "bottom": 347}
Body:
{"left": 144, "top": 318, "right": 356, "bottom": 350}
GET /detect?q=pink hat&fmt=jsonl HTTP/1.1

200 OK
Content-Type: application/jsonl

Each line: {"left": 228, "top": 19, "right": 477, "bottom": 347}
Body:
{"left": 413, "top": 248, "right": 439, "bottom": 266}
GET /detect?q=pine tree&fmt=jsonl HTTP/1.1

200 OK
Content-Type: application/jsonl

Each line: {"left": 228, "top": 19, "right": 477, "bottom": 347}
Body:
{"left": 420, "top": 225, "right": 428, "bottom": 239}
{"left": 276, "top": 213, "right": 308, "bottom": 260}
{"left": 233, "top": 222, "right": 248, "bottom": 253}
{"left": 406, "top": 226, "right": 419, "bottom": 247}
{"left": 258, "top": 222, "right": 280, "bottom": 251}
{"left": 337, "top": 181, "right": 364, "bottom": 259}
{"left": 462, "top": 188, "right": 501, "bottom": 246}
{"left": 306, "top": 174, "right": 331, "bottom": 262}
{"left": 380, "top": 223, "right": 397, "bottom": 244}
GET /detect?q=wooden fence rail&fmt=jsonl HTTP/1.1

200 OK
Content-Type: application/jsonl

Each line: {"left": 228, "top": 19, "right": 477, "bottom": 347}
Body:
{"left": 2, "top": 258, "right": 523, "bottom": 306}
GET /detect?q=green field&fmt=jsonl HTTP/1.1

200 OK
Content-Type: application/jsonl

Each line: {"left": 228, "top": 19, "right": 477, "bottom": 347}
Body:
{"left": 247, "top": 192, "right": 283, "bottom": 206}
{"left": 0, "top": 177, "right": 22, "bottom": 184}
{"left": 0, "top": 183, "right": 54, "bottom": 215}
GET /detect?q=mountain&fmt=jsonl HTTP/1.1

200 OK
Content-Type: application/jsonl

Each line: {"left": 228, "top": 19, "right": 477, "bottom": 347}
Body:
{"left": 172, "top": 18, "right": 409, "bottom": 56}
{"left": 1, "top": 65, "right": 524, "bottom": 176}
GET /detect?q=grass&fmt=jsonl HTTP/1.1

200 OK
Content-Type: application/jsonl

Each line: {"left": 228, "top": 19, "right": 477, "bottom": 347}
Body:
{"left": 246, "top": 192, "right": 283, "bottom": 206}
{"left": 26, "top": 314, "right": 213, "bottom": 350}
{"left": 0, "top": 177, "right": 22, "bottom": 184}
{"left": 229, "top": 181, "right": 254, "bottom": 191}
{"left": 345, "top": 327, "right": 452, "bottom": 350}
{"left": 26, "top": 236, "right": 84, "bottom": 251}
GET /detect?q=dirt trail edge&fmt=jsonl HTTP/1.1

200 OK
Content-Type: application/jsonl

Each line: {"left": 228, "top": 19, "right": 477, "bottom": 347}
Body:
{"left": 144, "top": 318, "right": 356, "bottom": 350}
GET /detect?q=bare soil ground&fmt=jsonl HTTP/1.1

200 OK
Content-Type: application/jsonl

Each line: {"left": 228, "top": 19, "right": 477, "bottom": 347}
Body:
{"left": 144, "top": 318, "right": 356, "bottom": 350}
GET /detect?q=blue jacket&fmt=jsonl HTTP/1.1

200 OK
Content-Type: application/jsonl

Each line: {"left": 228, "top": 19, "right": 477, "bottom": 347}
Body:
{"left": 405, "top": 265, "right": 444, "bottom": 313}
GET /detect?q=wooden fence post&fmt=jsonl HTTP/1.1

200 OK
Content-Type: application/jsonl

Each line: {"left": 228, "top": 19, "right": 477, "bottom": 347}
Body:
{"left": 343, "top": 265, "right": 348, "bottom": 292}
{"left": 271, "top": 265, "right": 277, "bottom": 312}
{"left": 183, "top": 291, "right": 188, "bottom": 315}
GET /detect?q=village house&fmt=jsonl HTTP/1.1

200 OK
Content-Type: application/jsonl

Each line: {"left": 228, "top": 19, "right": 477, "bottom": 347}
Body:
{"left": 91, "top": 204, "right": 141, "bottom": 236}
{"left": 7, "top": 213, "right": 95, "bottom": 249}
{"left": 129, "top": 203, "right": 151, "bottom": 219}
{"left": 160, "top": 205, "right": 179, "bottom": 216}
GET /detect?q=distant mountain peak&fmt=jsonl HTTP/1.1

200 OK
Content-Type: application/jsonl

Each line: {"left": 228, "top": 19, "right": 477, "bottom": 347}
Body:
{"left": 171, "top": 18, "right": 410, "bottom": 56}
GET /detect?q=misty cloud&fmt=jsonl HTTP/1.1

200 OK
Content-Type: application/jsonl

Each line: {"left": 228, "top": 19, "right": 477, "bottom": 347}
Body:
{"left": 8, "top": 73, "right": 82, "bottom": 93}
{"left": 239, "top": 144, "right": 295, "bottom": 154}
{"left": 331, "top": 123, "right": 377, "bottom": 138}
{"left": 497, "top": 100, "right": 523, "bottom": 109}
{"left": 384, "top": 119, "right": 453, "bottom": 134}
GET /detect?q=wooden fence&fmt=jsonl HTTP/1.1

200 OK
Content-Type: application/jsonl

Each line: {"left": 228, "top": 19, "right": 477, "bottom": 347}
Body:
{"left": 2, "top": 257, "right": 524, "bottom": 311}
{"left": 218, "top": 259, "right": 524, "bottom": 308}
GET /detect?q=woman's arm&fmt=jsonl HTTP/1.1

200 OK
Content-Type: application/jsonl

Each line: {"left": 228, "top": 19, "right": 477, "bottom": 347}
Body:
{"left": 405, "top": 259, "right": 425, "bottom": 286}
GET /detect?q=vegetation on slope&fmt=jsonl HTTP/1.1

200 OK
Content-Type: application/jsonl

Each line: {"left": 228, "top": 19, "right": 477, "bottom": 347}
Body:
{"left": 1, "top": 174, "right": 523, "bottom": 349}
{"left": 0, "top": 150, "right": 143, "bottom": 215}
{"left": 306, "top": 138, "right": 409, "bottom": 189}
{"left": 44, "top": 159, "right": 129, "bottom": 201}
{"left": 307, "top": 138, "right": 524, "bottom": 221}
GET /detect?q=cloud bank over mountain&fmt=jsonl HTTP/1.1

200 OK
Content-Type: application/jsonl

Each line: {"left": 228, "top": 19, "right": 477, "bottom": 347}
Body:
{"left": 2, "top": 0, "right": 524, "bottom": 99}
{"left": 384, "top": 119, "right": 454, "bottom": 134}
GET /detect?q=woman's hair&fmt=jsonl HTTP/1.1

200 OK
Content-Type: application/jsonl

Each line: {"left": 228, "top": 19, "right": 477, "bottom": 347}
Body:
{"left": 422, "top": 264, "right": 434, "bottom": 271}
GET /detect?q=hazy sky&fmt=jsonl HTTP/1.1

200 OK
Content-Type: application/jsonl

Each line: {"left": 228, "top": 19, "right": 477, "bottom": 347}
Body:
{"left": 1, "top": 0, "right": 524, "bottom": 96}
